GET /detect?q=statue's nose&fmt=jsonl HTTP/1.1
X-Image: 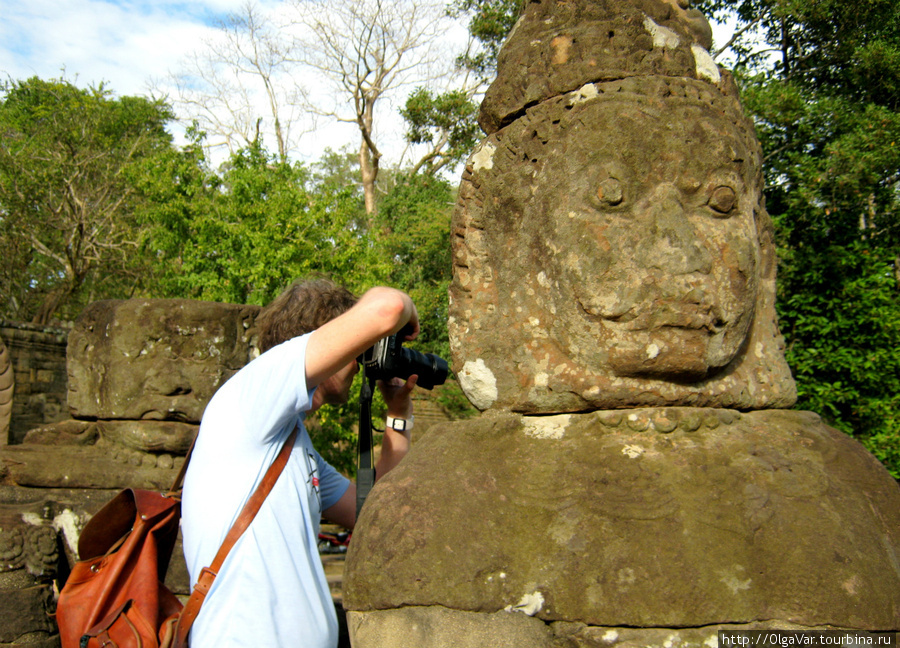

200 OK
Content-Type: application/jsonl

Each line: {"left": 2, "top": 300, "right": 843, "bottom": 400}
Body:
{"left": 635, "top": 184, "right": 713, "bottom": 276}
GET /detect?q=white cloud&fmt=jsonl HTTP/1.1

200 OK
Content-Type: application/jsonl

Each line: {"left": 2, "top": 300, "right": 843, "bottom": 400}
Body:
{"left": 0, "top": 0, "right": 473, "bottom": 169}
{"left": 0, "top": 1, "right": 220, "bottom": 93}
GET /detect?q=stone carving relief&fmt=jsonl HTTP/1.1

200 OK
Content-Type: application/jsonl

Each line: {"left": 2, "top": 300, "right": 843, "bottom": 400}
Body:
{"left": 449, "top": 9, "right": 795, "bottom": 414}
{"left": 0, "top": 336, "right": 11, "bottom": 443}
{"left": 2, "top": 299, "right": 260, "bottom": 490}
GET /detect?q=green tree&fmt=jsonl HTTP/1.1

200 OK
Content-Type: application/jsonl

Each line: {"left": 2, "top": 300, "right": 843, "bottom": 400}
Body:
{"left": 137, "top": 139, "right": 381, "bottom": 306}
{"left": 376, "top": 173, "right": 454, "bottom": 355}
{"left": 449, "top": 0, "right": 523, "bottom": 81}
{"left": 400, "top": 87, "right": 481, "bottom": 177}
{"left": 0, "top": 77, "right": 174, "bottom": 324}
{"left": 396, "top": 0, "right": 520, "bottom": 180}
{"left": 137, "top": 139, "right": 392, "bottom": 474}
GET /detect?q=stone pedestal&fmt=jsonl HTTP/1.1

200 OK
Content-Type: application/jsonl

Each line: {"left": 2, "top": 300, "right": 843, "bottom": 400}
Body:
{"left": 344, "top": 410, "right": 900, "bottom": 646}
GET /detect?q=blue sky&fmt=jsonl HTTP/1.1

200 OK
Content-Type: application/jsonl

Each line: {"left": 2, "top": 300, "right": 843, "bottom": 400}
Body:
{"left": 0, "top": 0, "right": 738, "bottom": 167}
{"left": 0, "top": 0, "right": 251, "bottom": 96}
{"left": 0, "top": 0, "right": 445, "bottom": 163}
{"left": 0, "top": 0, "right": 373, "bottom": 162}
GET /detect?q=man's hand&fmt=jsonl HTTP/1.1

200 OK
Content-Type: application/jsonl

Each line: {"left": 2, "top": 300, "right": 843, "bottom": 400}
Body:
{"left": 374, "top": 373, "right": 417, "bottom": 479}
{"left": 379, "top": 374, "right": 417, "bottom": 419}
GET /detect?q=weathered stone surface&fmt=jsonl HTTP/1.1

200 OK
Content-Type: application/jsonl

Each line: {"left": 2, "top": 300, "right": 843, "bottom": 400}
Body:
{"left": 0, "top": 322, "right": 69, "bottom": 445}
{"left": 0, "top": 336, "right": 11, "bottom": 444}
{"left": 67, "top": 299, "right": 259, "bottom": 422}
{"left": 450, "top": 75, "right": 795, "bottom": 413}
{"left": 347, "top": 611, "right": 877, "bottom": 648}
{"left": 480, "top": 0, "right": 717, "bottom": 133}
{"left": 450, "top": 0, "right": 796, "bottom": 414}
{"left": 20, "top": 419, "right": 98, "bottom": 446}
{"left": 347, "top": 607, "right": 552, "bottom": 648}
{"left": 3, "top": 445, "right": 186, "bottom": 490}
{"left": 0, "top": 586, "right": 57, "bottom": 644}
{"left": 24, "top": 419, "right": 197, "bottom": 455}
{"left": 0, "top": 503, "right": 65, "bottom": 646}
{"left": 0, "top": 635, "right": 59, "bottom": 647}
{"left": 0, "top": 519, "right": 58, "bottom": 579}
{"left": 344, "top": 410, "right": 900, "bottom": 629}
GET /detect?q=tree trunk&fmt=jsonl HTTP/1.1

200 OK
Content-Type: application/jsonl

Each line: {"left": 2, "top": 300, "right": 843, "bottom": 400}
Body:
{"left": 359, "top": 141, "right": 380, "bottom": 218}
{"left": 31, "top": 282, "right": 74, "bottom": 326}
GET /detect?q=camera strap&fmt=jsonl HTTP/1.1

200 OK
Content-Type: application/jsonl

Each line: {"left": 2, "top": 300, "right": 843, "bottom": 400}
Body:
{"left": 356, "top": 371, "right": 377, "bottom": 519}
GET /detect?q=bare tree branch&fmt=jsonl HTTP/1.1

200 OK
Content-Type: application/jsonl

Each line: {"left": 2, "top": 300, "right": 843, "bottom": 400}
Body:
{"left": 286, "top": 0, "right": 457, "bottom": 215}
{"left": 162, "top": 1, "right": 311, "bottom": 162}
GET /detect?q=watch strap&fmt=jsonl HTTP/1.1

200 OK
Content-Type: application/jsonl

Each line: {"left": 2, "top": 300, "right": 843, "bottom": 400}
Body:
{"left": 386, "top": 415, "right": 414, "bottom": 432}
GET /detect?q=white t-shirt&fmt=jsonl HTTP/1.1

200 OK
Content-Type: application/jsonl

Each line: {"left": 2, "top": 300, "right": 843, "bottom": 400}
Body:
{"left": 181, "top": 333, "right": 351, "bottom": 648}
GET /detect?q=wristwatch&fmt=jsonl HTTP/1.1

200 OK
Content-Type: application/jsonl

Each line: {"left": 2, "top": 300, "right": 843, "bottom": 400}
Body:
{"left": 386, "top": 416, "right": 414, "bottom": 432}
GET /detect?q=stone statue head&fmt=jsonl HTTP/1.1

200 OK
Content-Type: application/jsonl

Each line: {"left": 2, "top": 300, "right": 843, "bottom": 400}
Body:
{"left": 448, "top": 0, "right": 796, "bottom": 413}
{"left": 539, "top": 78, "right": 761, "bottom": 382}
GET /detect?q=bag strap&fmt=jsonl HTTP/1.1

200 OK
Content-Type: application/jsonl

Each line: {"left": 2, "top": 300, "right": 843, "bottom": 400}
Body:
{"left": 171, "top": 426, "right": 298, "bottom": 648}
{"left": 166, "top": 432, "right": 198, "bottom": 498}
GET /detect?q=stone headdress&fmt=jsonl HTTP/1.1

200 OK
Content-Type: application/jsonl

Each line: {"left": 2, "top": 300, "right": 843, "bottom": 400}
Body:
{"left": 449, "top": 0, "right": 797, "bottom": 413}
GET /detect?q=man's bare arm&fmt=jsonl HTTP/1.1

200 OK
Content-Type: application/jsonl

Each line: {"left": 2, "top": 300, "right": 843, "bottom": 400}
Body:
{"left": 322, "top": 374, "right": 417, "bottom": 530}
{"left": 305, "top": 287, "right": 418, "bottom": 388}
{"left": 320, "top": 427, "right": 412, "bottom": 530}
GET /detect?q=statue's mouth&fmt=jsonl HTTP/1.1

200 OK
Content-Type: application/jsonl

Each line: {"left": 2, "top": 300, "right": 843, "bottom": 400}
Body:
{"left": 577, "top": 288, "right": 730, "bottom": 335}
{"left": 607, "top": 302, "right": 728, "bottom": 334}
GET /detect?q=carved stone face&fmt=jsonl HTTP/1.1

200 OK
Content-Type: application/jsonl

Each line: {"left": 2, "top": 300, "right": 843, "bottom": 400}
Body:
{"left": 540, "top": 97, "right": 760, "bottom": 380}
{"left": 449, "top": 78, "right": 796, "bottom": 412}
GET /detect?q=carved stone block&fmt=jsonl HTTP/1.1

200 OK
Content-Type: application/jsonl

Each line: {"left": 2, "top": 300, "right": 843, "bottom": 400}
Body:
{"left": 67, "top": 299, "right": 259, "bottom": 422}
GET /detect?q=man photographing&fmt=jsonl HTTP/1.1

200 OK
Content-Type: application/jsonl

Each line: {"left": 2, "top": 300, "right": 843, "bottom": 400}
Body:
{"left": 181, "top": 279, "right": 420, "bottom": 647}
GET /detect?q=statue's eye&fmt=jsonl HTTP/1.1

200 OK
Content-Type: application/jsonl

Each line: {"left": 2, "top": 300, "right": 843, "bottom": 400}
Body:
{"left": 708, "top": 185, "right": 736, "bottom": 216}
{"left": 596, "top": 177, "right": 623, "bottom": 206}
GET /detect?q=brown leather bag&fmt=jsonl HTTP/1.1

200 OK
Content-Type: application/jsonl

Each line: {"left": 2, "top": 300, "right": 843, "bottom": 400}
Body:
{"left": 56, "top": 487, "right": 183, "bottom": 648}
{"left": 56, "top": 428, "right": 297, "bottom": 648}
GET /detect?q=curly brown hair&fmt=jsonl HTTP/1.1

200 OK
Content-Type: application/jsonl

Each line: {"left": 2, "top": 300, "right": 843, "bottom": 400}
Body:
{"left": 256, "top": 278, "right": 358, "bottom": 353}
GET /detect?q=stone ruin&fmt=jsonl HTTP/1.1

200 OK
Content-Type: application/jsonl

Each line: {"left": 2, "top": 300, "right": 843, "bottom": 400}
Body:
{"left": 0, "top": 322, "right": 70, "bottom": 446}
{"left": 0, "top": 299, "right": 259, "bottom": 647}
{"left": 0, "top": 336, "right": 11, "bottom": 446}
{"left": 343, "top": 0, "right": 900, "bottom": 645}
{"left": 0, "top": 297, "right": 455, "bottom": 646}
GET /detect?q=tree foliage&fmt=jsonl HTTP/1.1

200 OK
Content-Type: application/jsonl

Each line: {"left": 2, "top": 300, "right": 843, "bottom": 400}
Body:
{"left": 777, "top": 243, "right": 900, "bottom": 473}
{"left": 449, "top": 0, "right": 523, "bottom": 81}
{"left": 400, "top": 87, "right": 481, "bottom": 177}
{"left": 135, "top": 135, "right": 385, "bottom": 307}
{"left": 0, "top": 77, "right": 174, "bottom": 324}
{"left": 376, "top": 172, "right": 455, "bottom": 357}
{"left": 405, "top": 0, "right": 523, "bottom": 175}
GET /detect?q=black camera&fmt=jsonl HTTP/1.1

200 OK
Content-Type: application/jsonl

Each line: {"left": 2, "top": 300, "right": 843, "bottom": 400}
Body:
{"left": 355, "top": 326, "right": 449, "bottom": 516}
{"left": 358, "top": 327, "right": 449, "bottom": 390}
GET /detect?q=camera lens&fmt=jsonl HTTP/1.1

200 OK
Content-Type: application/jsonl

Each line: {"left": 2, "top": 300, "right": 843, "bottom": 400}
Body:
{"left": 397, "top": 347, "right": 449, "bottom": 390}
